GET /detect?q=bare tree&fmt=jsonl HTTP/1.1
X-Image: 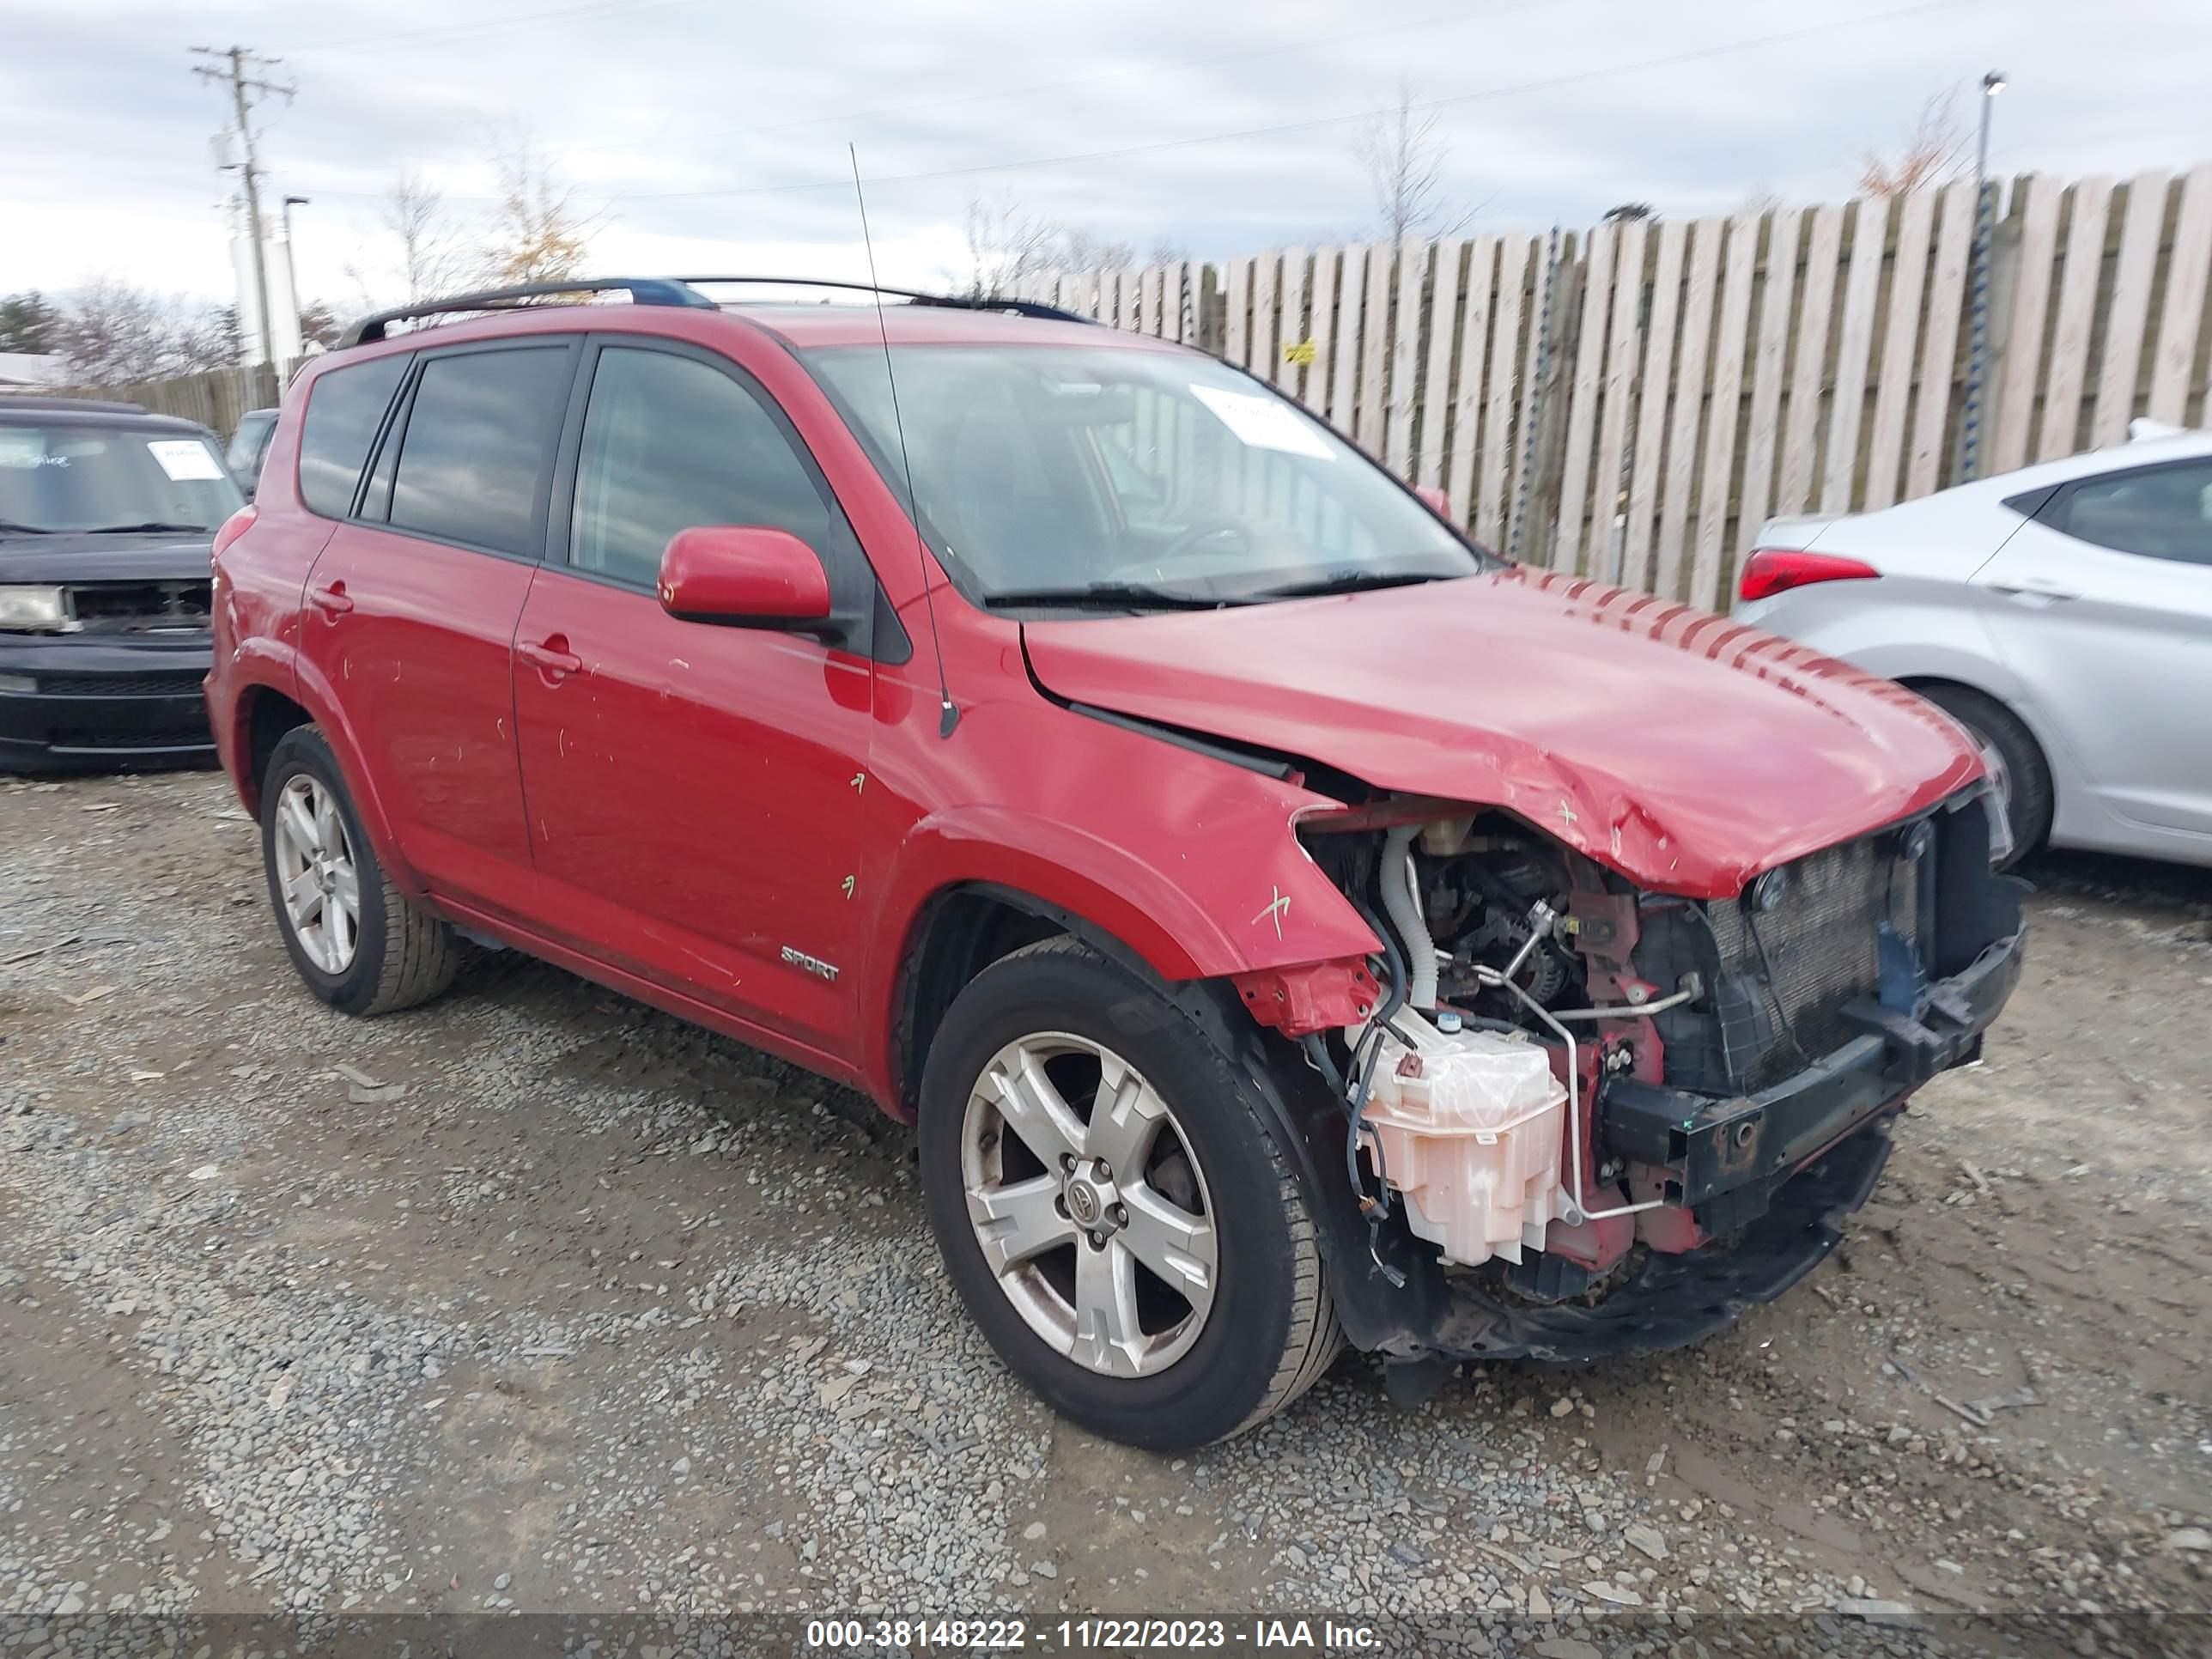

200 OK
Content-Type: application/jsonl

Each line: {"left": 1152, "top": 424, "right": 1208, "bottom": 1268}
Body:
{"left": 1055, "top": 227, "right": 1136, "bottom": 273}
{"left": 963, "top": 195, "right": 1058, "bottom": 299}
{"left": 1358, "top": 82, "right": 1475, "bottom": 240}
{"left": 296, "top": 301, "right": 344, "bottom": 349}
{"left": 1601, "top": 203, "right": 1657, "bottom": 224}
{"left": 1859, "top": 88, "right": 1973, "bottom": 197}
{"left": 49, "top": 280, "right": 237, "bottom": 382}
{"left": 483, "top": 126, "right": 593, "bottom": 287}
{"left": 380, "top": 170, "right": 468, "bottom": 301}
{"left": 961, "top": 193, "right": 1138, "bottom": 300}
{"left": 0, "top": 292, "right": 61, "bottom": 355}
{"left": 177, "top": 304, "right": 244, "bottom": 371}
{"left": 1737, "top": 185, "right": 1785, "bottom": 215}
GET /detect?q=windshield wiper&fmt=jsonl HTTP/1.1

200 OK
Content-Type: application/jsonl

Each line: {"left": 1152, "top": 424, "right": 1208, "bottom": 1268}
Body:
{"left": 79, "top": 521, "right": 210, "bottom": 535}
{"left": 1243, "top": 569, "right": 1453, "bottom": 601}
{"left": 981, "top": 582, "right": 1248, "bottom": 611}
{"left": 0, "top": 520, "right": 53, "bottom": 535}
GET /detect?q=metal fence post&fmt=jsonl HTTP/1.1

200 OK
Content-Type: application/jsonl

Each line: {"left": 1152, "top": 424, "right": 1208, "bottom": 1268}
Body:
{"left": 1509, "top": 228, "right": 1563, "bottom": 561}
{"left": 1196, "top": 264, "right": 1223, "bottom": 356}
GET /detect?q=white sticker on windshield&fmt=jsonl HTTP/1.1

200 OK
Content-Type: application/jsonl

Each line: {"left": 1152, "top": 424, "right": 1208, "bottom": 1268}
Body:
{"left": 148, "top": 439, "right": 223, "bottom": 482}
{"left": 1188, "top": 385, "right": 1335, "bottom": 460}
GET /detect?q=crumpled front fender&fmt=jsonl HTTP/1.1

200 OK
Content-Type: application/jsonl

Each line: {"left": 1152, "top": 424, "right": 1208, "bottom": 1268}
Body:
{"left": 874, "top": 797, "right": 1379, "bottom": 987}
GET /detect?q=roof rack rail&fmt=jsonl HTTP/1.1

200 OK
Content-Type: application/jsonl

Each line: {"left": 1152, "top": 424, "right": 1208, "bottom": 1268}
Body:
{"left": 674, "top": 276, "right": 1096, "bottom": 326}
{"left": 336, "top": 277, "right": 719, "bottom": 349}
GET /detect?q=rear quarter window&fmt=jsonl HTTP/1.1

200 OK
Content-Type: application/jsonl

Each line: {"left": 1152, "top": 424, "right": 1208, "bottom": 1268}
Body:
{"left": 387, "top": 346, "right": 574, "bottom": 556}
{"left": 298, "top": 356, "right": 408, "bottom": 519}
{"left": 2048, "top": 459, "right": 2212, "bottom": 567}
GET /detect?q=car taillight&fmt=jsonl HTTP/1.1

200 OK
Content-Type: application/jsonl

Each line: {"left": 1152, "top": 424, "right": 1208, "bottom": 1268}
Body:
{"left": 1737, "top": 548, "right": 1881, "bottom": 604}
{"left": 210, "top": 504, "right": 258, "bottom": 562}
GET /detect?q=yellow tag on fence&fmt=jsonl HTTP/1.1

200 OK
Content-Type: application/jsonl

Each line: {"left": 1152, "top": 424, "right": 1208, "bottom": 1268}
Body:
{"left": 1282, "top": 339, "right": 1317, "bottom": 365}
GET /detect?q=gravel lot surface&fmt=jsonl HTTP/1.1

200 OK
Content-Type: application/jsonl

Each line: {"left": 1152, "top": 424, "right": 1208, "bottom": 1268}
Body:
{"left": 3, "top": 768, "right": 2209, "bottom": 1647}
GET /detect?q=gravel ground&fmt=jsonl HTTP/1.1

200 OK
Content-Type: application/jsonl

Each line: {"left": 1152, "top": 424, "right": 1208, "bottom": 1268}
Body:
{"left": 3, "top": 768, "right": 2209, "bottom": 1650}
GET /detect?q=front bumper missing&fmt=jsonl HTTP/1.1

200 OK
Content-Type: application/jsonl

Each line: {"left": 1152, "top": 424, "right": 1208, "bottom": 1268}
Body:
{"left": 1420, "top": 1113, "right": 1899, "bottom": 1363}
{"left": 1600, "top": 925, "right": 2023, "bottom": 1235}
{"left": 1373, "top": 923, "right": 2022, "bottom": 1365}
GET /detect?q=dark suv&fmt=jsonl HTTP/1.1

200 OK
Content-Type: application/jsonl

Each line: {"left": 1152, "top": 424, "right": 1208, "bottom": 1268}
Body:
{"left": 206, "top": 278, "right": 2025, "bottom": 1450}
{"left": 1, "top": 396, "right": 236, "bottom": 770}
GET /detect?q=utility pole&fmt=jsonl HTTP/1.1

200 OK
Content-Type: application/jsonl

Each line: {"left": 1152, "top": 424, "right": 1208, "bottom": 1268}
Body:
{"left": 283, "top": 196, "right": 311, "bottom": 348}
{"left": 191, "top": 45, "right": 295, "bottom": 368}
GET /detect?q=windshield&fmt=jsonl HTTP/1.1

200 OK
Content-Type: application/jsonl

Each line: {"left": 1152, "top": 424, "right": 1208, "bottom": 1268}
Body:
{"left": 0, "top": 424, "right": 243, "bottom": 537}
{"left": 804, "top": 343, "right": 1486, "bottom": 605}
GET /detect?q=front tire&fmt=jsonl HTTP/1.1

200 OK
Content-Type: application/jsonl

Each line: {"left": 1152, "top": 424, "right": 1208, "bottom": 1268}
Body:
{"left": 918, "top": 938, "right": 1340, "bottom": 1450}
{"left": 259, "top": 726, "right": 461, "bottom": 1016}
{"left": 1913, "top": 684, "right": 2051, "bottom": 867}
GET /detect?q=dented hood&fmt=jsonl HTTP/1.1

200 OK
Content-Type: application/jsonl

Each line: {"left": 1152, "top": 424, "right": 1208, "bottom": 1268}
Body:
{"left": 1020, "top": 566, "right": 1981, "bottom": 899}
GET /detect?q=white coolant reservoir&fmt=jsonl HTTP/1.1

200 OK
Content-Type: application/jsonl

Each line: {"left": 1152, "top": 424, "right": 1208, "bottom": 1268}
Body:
{"left": 1362, "top": 1019, "right": 1571, "bottom": 1268}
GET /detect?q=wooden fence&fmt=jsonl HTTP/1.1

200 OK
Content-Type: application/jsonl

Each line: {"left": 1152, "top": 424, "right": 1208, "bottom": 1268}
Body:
{"left": 51, "top": 166, "right": 2212, "bottom": 617}
{"left": 48, "top": 358, "right": 305, "bottom": 445}
{"left": 1024, "top": 165, "right": 2212, "bottom": 614}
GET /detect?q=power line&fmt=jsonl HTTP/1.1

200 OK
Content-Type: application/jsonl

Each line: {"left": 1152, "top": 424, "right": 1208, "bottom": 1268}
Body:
{"left": 551, "top": 0, "right": 1583, "bottom": 160}
{"left": 295, "top": 0, "right": 1978, "bottom": 214}
{"left": 286, "top": 0, "right": 697, "bottom": 59}
{"left": 296, "top": 0, "right": 1593, "bottom": 199}
{"left": 585, "top": 0, "right": 1982, "bottom": 205}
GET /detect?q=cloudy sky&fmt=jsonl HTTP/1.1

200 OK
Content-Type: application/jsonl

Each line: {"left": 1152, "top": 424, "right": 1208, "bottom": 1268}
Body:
{"left": 6, "top": 0, "right": 2209, "bottom": 314}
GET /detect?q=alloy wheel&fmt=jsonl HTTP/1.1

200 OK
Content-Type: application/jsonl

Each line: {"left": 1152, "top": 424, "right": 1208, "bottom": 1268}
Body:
{"left": 270, "top": 775, "right": 361, "bottom": 974}
{"left": 960, "top": 1032, "right": 1218, "bottom": 1378}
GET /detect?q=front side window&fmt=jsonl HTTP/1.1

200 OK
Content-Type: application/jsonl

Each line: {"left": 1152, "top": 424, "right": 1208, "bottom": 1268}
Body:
{"left": 0, "top": 423, "right": 242, "bottom": 536}
{"left": 570, "top": 346, "right": 837, "bottom": 588}
{"left": 298, "top": 356, "right": 406, "bottom": 519}
{"left": 2054, "top": 460, "right": 2212, "bottom": 567}
{"left": 804, "top": 342, "right": 1484, "bottom": 608}
{"left": 388, "top": 346, "right": 573, "bottom": 556}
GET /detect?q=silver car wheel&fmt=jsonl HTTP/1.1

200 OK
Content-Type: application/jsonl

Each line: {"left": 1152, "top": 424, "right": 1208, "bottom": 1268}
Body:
{"left": 271, "top": 775, "right": 361, "bottom": 974}
{"left": 960, "top": 1032, "right": 1218, "bottom": 1379}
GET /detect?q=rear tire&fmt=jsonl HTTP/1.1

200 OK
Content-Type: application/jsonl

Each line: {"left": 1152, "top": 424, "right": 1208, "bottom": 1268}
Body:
{"left": 260, "top": 726, "right": 462, "bottom": 1016}
{"left": 918, "top": 938, "right": 1340, "bottom": 1450}
{"left": 1912, "top": 684, "right": 2051, "bottom": 867}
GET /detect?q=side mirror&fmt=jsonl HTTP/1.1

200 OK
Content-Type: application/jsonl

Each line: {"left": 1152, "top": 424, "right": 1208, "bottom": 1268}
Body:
{"left": 658, "top": 526, "right": 832, "bottom": 628}
{"left": 1414, "top": 484, "right": 1451, "bottom": 518}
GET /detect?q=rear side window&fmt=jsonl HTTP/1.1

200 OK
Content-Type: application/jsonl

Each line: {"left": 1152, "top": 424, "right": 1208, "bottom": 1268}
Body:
{"left": 2050, "top": 459, "right": 2212, "bottom": 567}
{"left": 297, "top": 357, "right": 406, "bottom": 518}
{"left": 389, "top": 347, "right": 573, "bottom": 556}
{"left": 570, "top": 345, "right": 840, "bottom": 587}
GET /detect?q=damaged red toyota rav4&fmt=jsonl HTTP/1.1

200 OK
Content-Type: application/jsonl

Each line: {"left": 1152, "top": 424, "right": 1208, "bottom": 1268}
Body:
{"left": 206, "top": 277, "right": 2024, "bottom": 1451}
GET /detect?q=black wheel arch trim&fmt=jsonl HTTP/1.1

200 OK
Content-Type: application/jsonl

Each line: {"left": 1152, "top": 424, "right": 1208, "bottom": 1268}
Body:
{"left": 890, "top": 879, "right": 1172, "bottom": 1121}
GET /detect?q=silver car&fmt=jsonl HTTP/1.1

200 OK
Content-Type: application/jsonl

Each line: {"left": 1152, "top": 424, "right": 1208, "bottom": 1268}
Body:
{"left": 1733, "top": 423, "right": 2212, "bottom": 869}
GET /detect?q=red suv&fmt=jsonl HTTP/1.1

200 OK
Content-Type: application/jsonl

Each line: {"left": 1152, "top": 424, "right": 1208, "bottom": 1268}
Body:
{"left": 207, "top": 277, "right": 2025, "bottom": 1450}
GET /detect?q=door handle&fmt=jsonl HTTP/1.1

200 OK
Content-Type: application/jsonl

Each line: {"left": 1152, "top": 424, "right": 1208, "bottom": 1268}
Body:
{"left": 520, "top": 635, "right": 583, "bottom": 677}
{"left": 1990, "top": 579, "right": 2079, "bottom": 604}
{"left": 307, "top": 581, "right": 354, "bottom": 616}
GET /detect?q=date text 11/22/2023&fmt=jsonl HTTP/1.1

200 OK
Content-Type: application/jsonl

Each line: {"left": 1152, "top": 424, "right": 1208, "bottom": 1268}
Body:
{"left": 803, "top": 1617, "right": 1383, "bottom": 1650}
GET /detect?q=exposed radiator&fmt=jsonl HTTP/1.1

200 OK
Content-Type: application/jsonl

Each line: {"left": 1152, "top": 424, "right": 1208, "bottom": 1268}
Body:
{"left": 1700, "top": 830, "right": 1922, "bottom": 1091}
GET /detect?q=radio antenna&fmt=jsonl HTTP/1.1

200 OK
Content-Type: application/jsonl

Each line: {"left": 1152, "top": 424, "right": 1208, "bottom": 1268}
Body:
{"left": 850, "top": 143, "right": 957, "bottom": 738}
